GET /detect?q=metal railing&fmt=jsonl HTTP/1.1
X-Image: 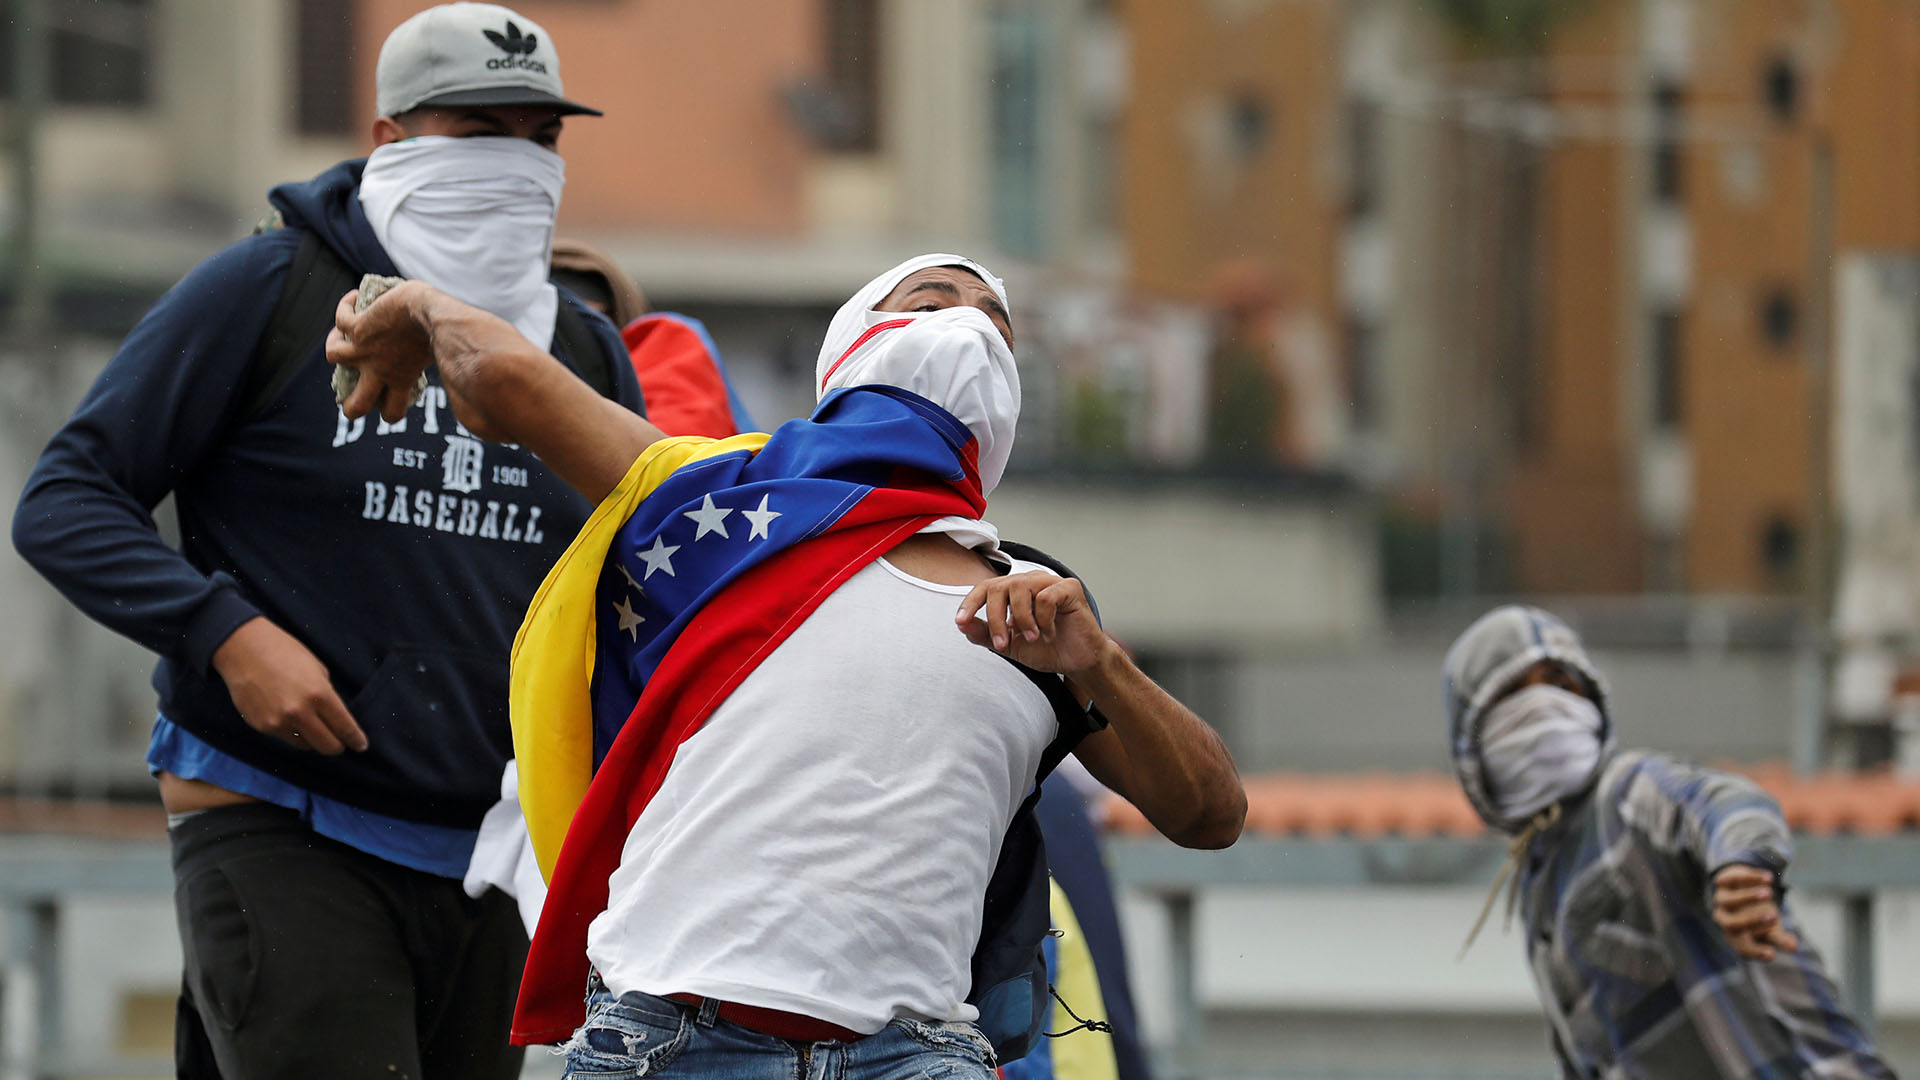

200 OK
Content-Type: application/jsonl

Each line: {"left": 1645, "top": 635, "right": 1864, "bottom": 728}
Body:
{"left": 8, "top": 830, "right": 1916, "bottom": 1078}
{"left": 1106, "top": 832, "right": 1920, "bottom": 1080}
{"left": 0, "top": 836, "right": 170, "bottom": 1080}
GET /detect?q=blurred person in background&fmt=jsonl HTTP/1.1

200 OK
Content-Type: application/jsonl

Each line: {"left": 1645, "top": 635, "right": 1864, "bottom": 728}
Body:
{"left": 327, "top": 254, "right": 1245, "bottom": 1080}
{"left": 1000, "top": 878, "right": 1120, "bottom": 1080}
{"left": 551, "top": 237, "right": 649, "bottom": 327}
{"left": 549, "top": 237, "right": 757, "bottom": 438}
{"left": 1203, "top": 257, "right": 1347, "bottom": 470}
{"left": 1445, "top": 606, "right": 1892, "bottom": 1078}
{"left": 9, "top": 5, "right": 642, "bottom": 1078}
{"left": 1005, "top": 767, "right": 1153, "bottom": 1080}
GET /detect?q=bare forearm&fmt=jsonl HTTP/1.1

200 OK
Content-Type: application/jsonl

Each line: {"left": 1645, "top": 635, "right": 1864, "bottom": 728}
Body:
{"left": 415, "top": 291, "right": 664, "bottom": 503}
{"left": 1074, "top": 641, "right": 1245, "bottom": 848}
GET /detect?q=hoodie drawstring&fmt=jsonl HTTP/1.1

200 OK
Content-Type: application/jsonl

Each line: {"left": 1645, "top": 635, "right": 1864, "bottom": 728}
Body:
{"left": 1459, "top": 802, "right": 1561, "bottom": 959}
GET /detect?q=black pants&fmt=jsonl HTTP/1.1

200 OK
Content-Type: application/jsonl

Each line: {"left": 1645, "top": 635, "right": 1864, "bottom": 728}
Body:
{"left": 169, "top": 803, "right": 529, "bottom": 1080}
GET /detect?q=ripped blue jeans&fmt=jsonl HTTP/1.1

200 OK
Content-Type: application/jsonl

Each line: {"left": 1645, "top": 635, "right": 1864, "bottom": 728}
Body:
{"left": 560, "top": 978, "right": 998, "bottom": 1080}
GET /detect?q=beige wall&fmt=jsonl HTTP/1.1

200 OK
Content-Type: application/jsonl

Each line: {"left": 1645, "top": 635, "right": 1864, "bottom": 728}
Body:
{"left": 1680, "top": 0, "right": 1820, "bottom": 593}
{"left": 1119, "top": 0, "right": 1339, "bottom": 315}
{"left": 354, "top": 0, "right": 820, "bottom": 234}
{"left": 1829, "top": 0, "right": 1920, "bottom": 253}
{"left": 1502, "top": 4, "right": 1642, "bottom": 593}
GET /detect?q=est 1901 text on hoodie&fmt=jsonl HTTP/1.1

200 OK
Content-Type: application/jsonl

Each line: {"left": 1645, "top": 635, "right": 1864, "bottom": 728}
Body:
{"left": 12, "top": 159, "right": 646, "bottom": 835}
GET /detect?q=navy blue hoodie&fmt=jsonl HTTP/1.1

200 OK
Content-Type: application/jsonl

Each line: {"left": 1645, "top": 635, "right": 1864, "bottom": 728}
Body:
{"left": 12, "top": 160, "right": 645, "bottom": 829}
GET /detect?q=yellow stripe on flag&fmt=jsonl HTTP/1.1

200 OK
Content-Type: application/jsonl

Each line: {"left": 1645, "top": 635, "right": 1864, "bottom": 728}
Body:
{"left": 1049, "top": 879, "right": 1120, "bottom": 1080}
{"left": 510, "top": 432, "right": 770, "bottom": 880}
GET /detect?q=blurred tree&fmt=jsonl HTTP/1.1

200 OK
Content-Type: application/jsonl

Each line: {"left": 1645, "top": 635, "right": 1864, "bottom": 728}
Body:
{"left": 1429, "top": 0, "right": 1591, "bottom": 54}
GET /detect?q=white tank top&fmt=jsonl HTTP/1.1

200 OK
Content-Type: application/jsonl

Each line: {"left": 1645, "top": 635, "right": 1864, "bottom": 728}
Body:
{"left": 585, "top": 557, "right": 1057, "bottom": 1033}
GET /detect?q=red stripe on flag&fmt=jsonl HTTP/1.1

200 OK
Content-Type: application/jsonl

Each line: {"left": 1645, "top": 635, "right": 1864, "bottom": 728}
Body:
{"left": 819, "top": 319, "right": 914, "bottom": 390}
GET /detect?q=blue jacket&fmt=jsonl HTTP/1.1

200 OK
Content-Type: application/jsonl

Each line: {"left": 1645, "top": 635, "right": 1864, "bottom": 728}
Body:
{"left": 12, "top": 159, "right": 645, "bottom": 831}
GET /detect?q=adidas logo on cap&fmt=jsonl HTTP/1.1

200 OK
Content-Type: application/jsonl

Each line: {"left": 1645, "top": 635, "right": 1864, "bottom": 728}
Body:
{"left": 483, "top": 19, "right": 548, "bottom": 73}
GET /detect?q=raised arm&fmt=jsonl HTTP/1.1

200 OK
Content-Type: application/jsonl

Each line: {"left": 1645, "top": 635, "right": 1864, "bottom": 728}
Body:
{"left": 955, "top": 572, "right": 1245, "bottom": 849}
{"left": 1622, "top": 753, "right": 1798, "bottom": 959}
{"left": 327, "top": 282, "right": 666, "bottom": 503}
{"left": 1625, "top": 753, "right": 1792, "bottom": 882}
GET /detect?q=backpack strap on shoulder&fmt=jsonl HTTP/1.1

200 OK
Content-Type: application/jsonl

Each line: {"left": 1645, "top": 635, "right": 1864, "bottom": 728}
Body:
{"left": 1009, "top": 658, "right": 1108, "bottom": 785}
{"left": 551, "top": 297, "right": 617, "bottom": 400}
{"left": 244, "top": 215, "right": 623, "bottom": 426}
{"left": 243, "top": 229, "right": 357, "bottom": 422}
{"left": 996, "top": 540, "right": 1103, "bottom": 626}
{"left": 994, "top": 539, "right": 1110, "bottom": 778}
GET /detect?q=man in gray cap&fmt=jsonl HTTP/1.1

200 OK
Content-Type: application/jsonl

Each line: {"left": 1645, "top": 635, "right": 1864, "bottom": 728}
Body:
{"left": 1443, "top": 606, "right": 1891, "bottom": 1078}
{"left": 12, "top": 4, "right": 641, "bottom": 1077}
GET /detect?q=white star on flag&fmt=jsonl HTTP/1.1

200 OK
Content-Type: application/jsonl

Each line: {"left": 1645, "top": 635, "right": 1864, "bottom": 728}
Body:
{"left": 682, "top": 494, "right": 733, "bottom": 540}
{"left": 615, "top": 561, "right": 643, "bottom": 593}
{"left": 742, "top": 495, "right": 782, "bottom": 541}
{"left": 612, "top": 595, "right": 645, "bottom": 641}
{"left": 638, "top": 536, "right": 680, "bottom": 579}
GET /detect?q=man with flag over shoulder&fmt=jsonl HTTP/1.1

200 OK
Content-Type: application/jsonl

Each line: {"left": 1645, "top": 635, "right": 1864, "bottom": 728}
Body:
{"left": 329, "top": 254, "right": 1247, "bottom": 1080}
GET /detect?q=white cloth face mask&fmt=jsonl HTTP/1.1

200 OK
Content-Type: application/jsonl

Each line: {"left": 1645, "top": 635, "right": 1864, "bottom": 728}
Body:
{"left": 813, "top": 253, "right": 1017, "bottom": 550}
{"left": 819, "top": 305, "right": 1021, "bottom": 497}
{"left": 359, "top": 135, "right": 565, "bottom": 347}
{"left": 1479, "top": 683, "right": 1604, "bottom": 822}
{"left": 815, "top": 252, "right": 1010, "bottom": 394}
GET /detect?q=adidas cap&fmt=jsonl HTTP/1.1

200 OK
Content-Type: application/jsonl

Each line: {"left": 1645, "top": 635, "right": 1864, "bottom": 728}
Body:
{"left": 376, "top": 2, "right": 602, "bottom": 118}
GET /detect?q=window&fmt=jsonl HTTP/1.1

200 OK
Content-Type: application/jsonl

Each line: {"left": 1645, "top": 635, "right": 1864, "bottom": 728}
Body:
{"left": 1759, "top": 514, "right": 1800, "bottom": 587}
{"left": 1343, "top": 314, "right": 1380, "bottom": 430}
{"left": 990, "top": 3, "right": 1047, "bottom": 256}
{"left": 784, "top": 0, "right": 880, "bottom": 151}
{"left": 1345, "top": 97, "right": 1382, "bottom": 218}
{"left": 0, "top": 0, "right": 154, "bottom": 107}
{"left": 296, "top": 0, "right": 358, "bottom": 135}
{"left": 1226, "top": 90, "right": 1270, "bottom": 162}
{"left": 1651, "top": 307, "right": 1683, "bottom": 430}
{"left": 1763, "top": 54, "right": 1799, "bottom": 124}
{"left": 1651, "top": 79, "right": 1684, "bottom": 204}
{"left": 1759, "top": 287, "right": 1798, "bottom": 350}
{"left": 824, "top": 0, "right": 880, "bottom": 152}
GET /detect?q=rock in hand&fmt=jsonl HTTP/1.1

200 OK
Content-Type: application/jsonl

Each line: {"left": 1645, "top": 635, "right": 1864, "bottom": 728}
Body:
{"left": 333, "top": 274, "right": 429, "bottom": 407}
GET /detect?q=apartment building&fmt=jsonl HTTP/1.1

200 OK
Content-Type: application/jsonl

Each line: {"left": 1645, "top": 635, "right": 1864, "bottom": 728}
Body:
{"left": 1117, "top": 0, "right": 1920, "bottom": 601}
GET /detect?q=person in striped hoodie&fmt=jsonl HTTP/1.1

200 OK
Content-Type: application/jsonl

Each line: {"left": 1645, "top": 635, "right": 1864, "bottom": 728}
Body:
{"left": 1445, "top": 605, "right": 1891, "bottom": 1078}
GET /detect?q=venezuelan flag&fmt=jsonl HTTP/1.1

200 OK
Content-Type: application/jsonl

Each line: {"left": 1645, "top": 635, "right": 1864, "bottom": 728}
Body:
{"left": 508, "top": 385, "right": 988, "bottom": 1044}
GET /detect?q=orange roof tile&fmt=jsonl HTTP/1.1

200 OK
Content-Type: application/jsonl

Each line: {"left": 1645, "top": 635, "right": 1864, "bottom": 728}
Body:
{"left": 1099, "top": 766, "right": 1920, "bottom": 839}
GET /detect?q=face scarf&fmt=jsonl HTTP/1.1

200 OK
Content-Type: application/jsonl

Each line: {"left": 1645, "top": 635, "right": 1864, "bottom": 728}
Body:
{"left": 359, "top": 135, "right": 564, "bottom": 347}
{"left": 1459, "top": 682, "right": 1604, "bottom": 955}
{"left": 816, "top": 254, "right": 1019, "bottom": 549}
{"left": 1480, "top": 683, "right": 1605, "bottom": 821}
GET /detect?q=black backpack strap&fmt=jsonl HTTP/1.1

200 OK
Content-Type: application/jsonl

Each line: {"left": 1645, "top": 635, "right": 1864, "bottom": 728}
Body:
{"left": 1010, "top": 659, "right": 1108, "bottom": 785}
{"left": 244, "top": 220, "right": 621, "bottom": 423}
{"left": 996, "top": 540, "right": 1103, "bottom": 626}
{"left": 551, "top": 296, "right": 617, "bottom": 400}
{"left": 994, "top": 539, "right": 1110, "bottom": 779}
{"left": 243, "top": 229, "right": 357, "bottom": 421}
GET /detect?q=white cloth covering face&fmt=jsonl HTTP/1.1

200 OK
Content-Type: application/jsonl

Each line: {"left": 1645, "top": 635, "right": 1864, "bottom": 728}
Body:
{"left": 359, "top": 135, "right": 563, "bottom": 347}
{"left": 1479, "top": 684, "right": 1605, "bottom": 821}
{"left": 816, "top": 254, "right": 1019, "bottom": 559}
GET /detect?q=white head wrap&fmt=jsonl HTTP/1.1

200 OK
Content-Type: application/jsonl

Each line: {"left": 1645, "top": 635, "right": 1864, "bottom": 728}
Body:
{"left": 815, "top": 254, "right": 1020, "bottom": 503}
{"left": 1479, "top": 684, "right": 1605, "bottom": 821}
{"left": 359, "top": 135, "right": 564, "bottom": 347}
